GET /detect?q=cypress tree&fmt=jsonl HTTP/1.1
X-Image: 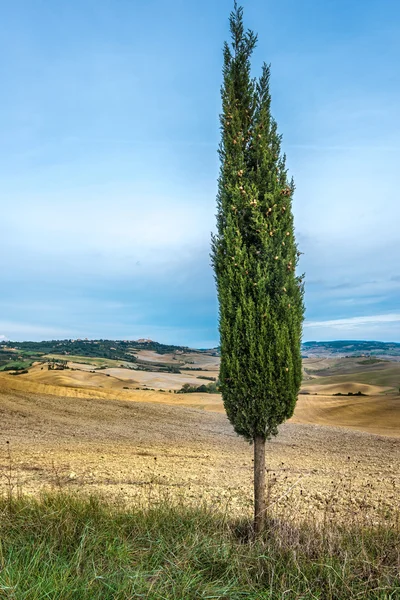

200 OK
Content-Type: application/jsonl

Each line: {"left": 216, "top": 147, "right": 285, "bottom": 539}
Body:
{"left": 212, "top": 3, "right": 304, "bottom": 534}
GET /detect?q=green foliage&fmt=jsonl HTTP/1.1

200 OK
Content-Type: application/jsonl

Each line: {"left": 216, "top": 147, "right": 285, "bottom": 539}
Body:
{"left": 165, "top": 365, "right": 181, "bottom": 373}
{"left": 333, "top": 391, "right": 367, "bottom": 397}
{"left": 0, "top": 339, "right": 197, "bottom": 364}
{"left": 47, "top": 358, "right": 69, "bottom": 371}
{"left": 0, "top": 492, "right": 398, "bottom": 599}
{"left": 177, "top": 381, "right": 219, "bottom": 394}
{"left": 0, "top": 360, "right": 33, "bottom": 372}
{"left": 212, "top": 4, "right": 304, "bottom": 442}
{"left": 358, "top": 358, "right": 385, "bottom": 365}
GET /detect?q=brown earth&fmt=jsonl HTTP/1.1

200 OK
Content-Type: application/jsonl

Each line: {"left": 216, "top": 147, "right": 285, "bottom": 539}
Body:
{"left": 6, "top": 367, "right": 400, "bottom": 436}
{"left": 0, "top": 374, "right": 399, "bottom": 524}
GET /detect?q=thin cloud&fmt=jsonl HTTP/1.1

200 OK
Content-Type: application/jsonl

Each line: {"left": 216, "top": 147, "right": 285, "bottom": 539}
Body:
{"left": 289, "top": 144, "right": 400, "bottom": 152}
{"left": 305, "top": 314, "right": 400, "bottom": 330}
{"left": 1, "top": 0, "right": 400, "bottom": 344}
{"left": 0, "top": 322, "right": 75, "bottom": 339}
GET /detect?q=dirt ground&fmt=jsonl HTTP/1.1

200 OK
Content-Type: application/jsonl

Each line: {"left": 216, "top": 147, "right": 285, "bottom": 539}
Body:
{"left": 0, "top": 378, "right": 399, "bottom": 524}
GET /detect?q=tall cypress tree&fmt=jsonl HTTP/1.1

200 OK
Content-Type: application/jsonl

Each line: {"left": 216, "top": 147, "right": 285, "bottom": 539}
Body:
{"left": 212, "top": 3, "right": 304, "bottom": 534}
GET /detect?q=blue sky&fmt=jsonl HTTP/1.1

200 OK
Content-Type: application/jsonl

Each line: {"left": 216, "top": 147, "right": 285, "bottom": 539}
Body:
{"left": 1, "top": 0, "right": 400, "bottom": 346}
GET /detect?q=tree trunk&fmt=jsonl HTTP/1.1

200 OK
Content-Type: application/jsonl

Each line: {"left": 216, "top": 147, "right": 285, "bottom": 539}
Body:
{"left": 254, "top": 435, "right": 266, "bottom": 535}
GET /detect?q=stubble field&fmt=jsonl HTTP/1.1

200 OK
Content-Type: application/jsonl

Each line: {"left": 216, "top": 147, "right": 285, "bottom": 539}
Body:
{"left": 1, "top": 363, "right": 399, "bottom": 524}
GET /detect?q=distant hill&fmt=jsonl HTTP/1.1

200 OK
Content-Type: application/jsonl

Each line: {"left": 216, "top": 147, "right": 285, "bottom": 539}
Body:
{"left": 302, "top": 340, "right": 400, "bottom": 359}
{"left": 0, "top": 338, "right": 200, "bottom": 368}
{"left": 2, "top": 338, "right": 400, "bottom": 363}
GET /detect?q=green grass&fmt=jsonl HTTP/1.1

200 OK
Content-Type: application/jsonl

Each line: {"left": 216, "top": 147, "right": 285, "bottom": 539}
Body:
{"left": 18, "top": 350, "right": 45, "bottom": 357}
{"left": 358, "top": 358, "right": 387, "bottom": 365}
{"left": 0, "top": 360, "right": 33, "bottom": 372}
{"left": 0, "top": 493, "right": 399, "bottom": 599}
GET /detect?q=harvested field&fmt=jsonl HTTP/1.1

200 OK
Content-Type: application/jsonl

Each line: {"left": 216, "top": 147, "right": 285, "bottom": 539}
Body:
{"left": 18, "top": 364, "right": 139, "bottom": 391}
{"left": 133, "top": 350, "right": 220, "bottom": 371}
{"left": 45, "top": 354, "right": 128, "bottom": 368}
{"left": 15, "top": 363, "right": 220, "bottom": 392}
{"left": 103, "top": 367, "right": 207, "bottom": 390}
{"left": 291, "top": 393, "right": 400, "bottom": 436}
{"left": 301, "top": 382, "right": 391, "bottom": 395}
{"left": 0, "top": 374, "right": 399, "bottom": 524}
{"left": 304, "top": 361, "right": 400, "bottom": 390}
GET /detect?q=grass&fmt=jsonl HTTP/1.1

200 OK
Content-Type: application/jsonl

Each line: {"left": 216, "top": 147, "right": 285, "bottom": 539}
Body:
{"left": 358, "top": 358, "right": 387, "bottom": 365}
{"left": 0, "top": 492, "right": 399, "bottom": 599}
{"left": 0, "top": 360, "right": 32, "bottom": 372}
{"left": 18, "top": 350, "right": 45, "bottom": 357}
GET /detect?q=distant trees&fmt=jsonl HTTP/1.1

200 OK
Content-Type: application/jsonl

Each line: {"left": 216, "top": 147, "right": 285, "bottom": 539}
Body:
{"left": 4, "top": 339, "right": 202, "bottom": 362}
{"left": 177, "top": 382, "right": 219, "bottom": 394}
{"left": 166, "top": 365, "right": 181, "bottom": 374}
{"left": 212, "top": 4, "right": 304, "bottom": 534}
{"left": 47, "top": 358, "right": 68, "bottom": 370}
{"left": 333, "top": 391, "right": 367, "bottom": 397}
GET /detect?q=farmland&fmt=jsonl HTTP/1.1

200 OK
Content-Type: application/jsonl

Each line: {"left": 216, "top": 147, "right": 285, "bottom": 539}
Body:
{"left": 0, "top": 339, "right": 399, "bottom": 525}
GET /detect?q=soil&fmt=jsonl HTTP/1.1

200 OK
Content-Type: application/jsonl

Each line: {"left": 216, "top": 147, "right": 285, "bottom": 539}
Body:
{"left": 1, "top": 379, "right": 399, "bottom": 524}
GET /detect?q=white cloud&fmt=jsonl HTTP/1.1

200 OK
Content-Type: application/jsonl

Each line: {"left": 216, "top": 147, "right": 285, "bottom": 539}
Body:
{"left": 1, "top": 5, "right": 400, "bottom": 345}
{"left": 305, "top": 313, "right": 400, "bottom": 330}
{"left": 304, "top": 313, "right": 400, "bottom": 342}
{"left": 0, "top": 322, "right": 75, "bottom": 340}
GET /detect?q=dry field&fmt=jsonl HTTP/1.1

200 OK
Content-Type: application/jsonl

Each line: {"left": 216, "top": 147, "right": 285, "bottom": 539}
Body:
{"left": 16, "top": 363, "right": 219, "bottom": 393}
{"left": 134, "top": 349, "right": 220, "bottom": 370}
{"left": 0, "top": 370, "right": 399, "bottom": 524}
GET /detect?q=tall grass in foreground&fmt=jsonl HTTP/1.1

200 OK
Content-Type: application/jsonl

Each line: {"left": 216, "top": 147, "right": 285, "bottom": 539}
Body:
{"left": 0, "top": 492, "right": 399, "bottom": 599}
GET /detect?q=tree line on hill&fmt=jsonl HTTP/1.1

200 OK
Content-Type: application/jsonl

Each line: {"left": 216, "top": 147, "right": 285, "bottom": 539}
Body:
{"left": 176, "top": 381, "right": 219, "bottom": 394}
{"left": 0, "top": 339, "right": 201, "bottom": 363}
